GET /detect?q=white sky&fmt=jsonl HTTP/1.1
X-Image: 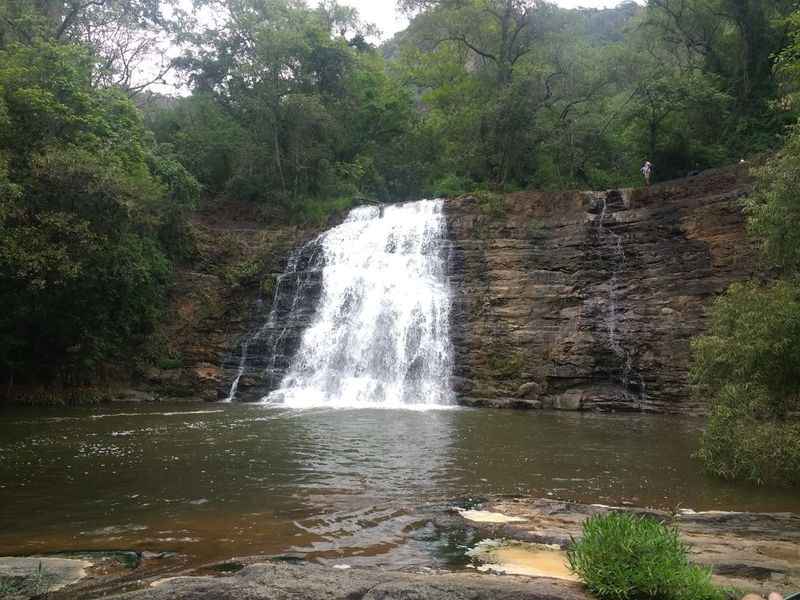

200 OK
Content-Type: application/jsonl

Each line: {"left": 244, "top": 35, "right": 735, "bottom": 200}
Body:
{"left": 344, "top": 0, "right": 634, "bottom": 39}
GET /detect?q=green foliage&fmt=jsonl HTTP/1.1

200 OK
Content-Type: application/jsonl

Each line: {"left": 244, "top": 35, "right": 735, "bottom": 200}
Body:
{"left": 692, "top": 128, "right": 800, "bottom": 486}
{"left": 698, "top": 383, "right": 800, "bottom": 486}
{"left": 431, "top": 174, "right": 471, "bottom": 198}
{"left": 487, "top": 347, "right": 526, "bottom": 379}
{"left": 692, "top": 281, "right": 800, "bottom": 485}
{"left": 158, "top": 354, "right": 184, "bottom": 370}
{"left": 289, "top": 195, "right": 360, "bottom": 226}
{"left": 0, "top": 40, "right": 199, "bottom": 385}
{"left": 474, "top": 191, "right": 505, "bottom": 218}
{"left": 746, "top": 125, "right": 800, "bottom": 273}
{"left": 223, "top": 258, "right": 264, "bottom": 288}
{"left": 692, "top": 281, "right": 800, "bottom": 411}
{"left": 395, "top": 0, "right": 794, "bottom": 190}
{"left": 567, "top": 512, "right": 725, "bottom": 600}
{"left": 145, "top": 94, "right": 244, "bottom": 193}
{"left": 159, "top": 0, "right": 420, "bottom": 218}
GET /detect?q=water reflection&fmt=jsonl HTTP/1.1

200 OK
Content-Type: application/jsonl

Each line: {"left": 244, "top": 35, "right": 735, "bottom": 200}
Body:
{"left": 0, "top": 405, "right": 797, "bottom": 568}
{"left": 282, "top": 408, "right": 456, "bottom": 566}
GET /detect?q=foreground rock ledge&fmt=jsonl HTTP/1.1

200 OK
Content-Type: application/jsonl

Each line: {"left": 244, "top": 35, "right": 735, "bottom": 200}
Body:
{"left": 110, "top": 561, "right": 591, "bottom": 600}
{"left": 457, "top": 499, "right": 800, "bottom": 598}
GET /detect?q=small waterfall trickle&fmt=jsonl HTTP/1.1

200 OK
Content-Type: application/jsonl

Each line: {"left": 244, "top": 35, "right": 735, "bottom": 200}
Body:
{"left": 267, "top": 199, "right": 454, "bottom": 409}
{"left": 221, "top": 239, "right": 325, "bottom": 402}
{"left": 594, "top": 191, "right": 646, "bottom": 406}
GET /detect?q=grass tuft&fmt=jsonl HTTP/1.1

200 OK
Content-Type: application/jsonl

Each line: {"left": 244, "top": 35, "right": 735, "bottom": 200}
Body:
{"left": 567, "top": 512, "right": 726, "bottom": 600}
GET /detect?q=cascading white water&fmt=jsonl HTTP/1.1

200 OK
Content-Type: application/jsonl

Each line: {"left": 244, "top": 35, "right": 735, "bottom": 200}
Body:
{"left": 267, "top": 199, "right": 454, "bottom": 409}
{"left": 595, "top": 191, "right": 646, "bottom": 406}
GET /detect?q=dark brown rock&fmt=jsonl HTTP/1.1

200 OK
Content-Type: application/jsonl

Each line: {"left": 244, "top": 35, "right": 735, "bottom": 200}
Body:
{"left": 445, "top": 166, "right": 757, "bottom": 413}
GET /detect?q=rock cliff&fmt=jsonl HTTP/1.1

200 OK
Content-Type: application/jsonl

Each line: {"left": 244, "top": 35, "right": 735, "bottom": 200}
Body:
{"left": 445, "top": 166, "right": 758, "bottom": 413}
{"left": 130, "top": 165, "right": 757, "bottom": 412}
{"left": 133, "top": 201, "right": 322, "bottom": 403}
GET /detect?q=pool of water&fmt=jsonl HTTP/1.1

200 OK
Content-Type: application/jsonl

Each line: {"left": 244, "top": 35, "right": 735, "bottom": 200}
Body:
{"left": 0, "top": 404, "right": 797, "bottom": 568}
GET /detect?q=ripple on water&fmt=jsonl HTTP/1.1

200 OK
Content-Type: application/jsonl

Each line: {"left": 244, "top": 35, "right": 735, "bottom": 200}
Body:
{"left": 0, "top": 406, "right": 798, "bottom": 568}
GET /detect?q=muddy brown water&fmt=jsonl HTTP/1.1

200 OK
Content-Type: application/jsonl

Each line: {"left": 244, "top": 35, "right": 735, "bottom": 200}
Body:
{"left": 1, "top": 404, "right": 797, "bottom": 569}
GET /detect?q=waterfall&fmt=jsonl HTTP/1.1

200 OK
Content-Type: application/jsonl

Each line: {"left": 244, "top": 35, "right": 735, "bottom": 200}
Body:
{"left": 595, "top": 192, "right": 646, "bottom": 406}
{"left": 266, "top": 199, "right": 454, "bottom": 409}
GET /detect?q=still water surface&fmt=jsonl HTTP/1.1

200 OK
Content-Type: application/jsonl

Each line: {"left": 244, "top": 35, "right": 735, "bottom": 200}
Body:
{"left": 1, "top": 404, "right": 797, "bottom": 567}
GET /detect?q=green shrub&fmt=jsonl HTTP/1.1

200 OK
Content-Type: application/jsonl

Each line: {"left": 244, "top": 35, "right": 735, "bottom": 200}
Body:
{"left": 290, "top": 196, "right": 360, "bottom": 226}
{"left": 691, "top": 281, "right": 800, "bottom": 485}
{"left": 567, "top": 512, "right": 725, "bottom": 600}
{"left": 691, "top": 281, "right": 800, "bottom": 411}
{"left": 431, "top": 174, "right": 471, "bottom": 198}
{"left": 474, "top": 191, "right": 505, "bottom": 218}
{"left": 746, "top": 123, "right": 800, "bottom": 273}
{"left": 698, "top": 384, "right": 800, "bottom": 486}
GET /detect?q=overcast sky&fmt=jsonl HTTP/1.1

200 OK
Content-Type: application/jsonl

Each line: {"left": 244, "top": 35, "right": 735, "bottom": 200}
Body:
{"left": 342, "top": 0, "right": 634, "bottom": 39}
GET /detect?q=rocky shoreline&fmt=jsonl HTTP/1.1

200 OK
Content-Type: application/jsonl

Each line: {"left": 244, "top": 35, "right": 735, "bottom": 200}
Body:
{"left": 454, "top": 498, "right": 800, "bottom": 598}
{"left": 3, "top": 498, "right": 796, "bottom": 600}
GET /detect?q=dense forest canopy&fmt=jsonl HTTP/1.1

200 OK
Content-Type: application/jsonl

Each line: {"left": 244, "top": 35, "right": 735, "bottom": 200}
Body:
{"left": 2, "top": 0, "right": 800, "bottom": 417}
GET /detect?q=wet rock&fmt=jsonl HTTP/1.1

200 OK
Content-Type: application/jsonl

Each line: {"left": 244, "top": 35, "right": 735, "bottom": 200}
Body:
{"left": 459, "top": 498, "right": 800, "bottom": 598}
{"left": 111, "top": 389, "right": 156, "bottom": 403}
{"left": 550, "top": 390, "right": 583, "bottom": 411}
{"left": 446, "top": 167, "right": 758, "bottom": 413}
{"left": 0, "top": 556, "right": 92, "bottom": 598}
{"left": 217, "top": 237, "right": 325, "bottom": 402}
{"left": 516, "top": 382, "right": 541, "bottom": 399}
{"left": 108, "top": 561, "right": 592, "bottom": 599}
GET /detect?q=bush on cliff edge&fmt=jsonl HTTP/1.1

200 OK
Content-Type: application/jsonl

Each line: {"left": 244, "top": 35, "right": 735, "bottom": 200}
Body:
{"left": 567, "top": 512, "right": 725, "bottom": 600}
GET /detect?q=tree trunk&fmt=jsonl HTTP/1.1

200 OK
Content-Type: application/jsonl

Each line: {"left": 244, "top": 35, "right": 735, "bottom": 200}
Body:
{"left": 272, "top": 121, "right": 287, "bottom": 195}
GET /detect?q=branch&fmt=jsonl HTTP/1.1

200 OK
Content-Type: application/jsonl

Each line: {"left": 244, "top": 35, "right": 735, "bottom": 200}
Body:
{"left": 126, "top": 61, "right": 174, "bottom": 97}
{"left": 56, "top": 0, "right": 107, "bottom": 39}
{"left": 543, "top": 70, "right": 563, "bottom": 102}
{"left": 440, "top": 35, "right": 497, "bottom": 62}
{"left": 4, "top": 17, "right": 33, "bottom": 43}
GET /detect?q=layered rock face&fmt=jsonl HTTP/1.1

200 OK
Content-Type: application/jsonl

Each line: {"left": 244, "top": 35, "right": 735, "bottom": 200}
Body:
{"left": 446, "top": 166, "right": 757, "bottom": 413}
{"left": 217, "top": 237, "right": 324, "bottom": 402}
{"left": 135, "top": 201, "right": 323, "bottom": 403}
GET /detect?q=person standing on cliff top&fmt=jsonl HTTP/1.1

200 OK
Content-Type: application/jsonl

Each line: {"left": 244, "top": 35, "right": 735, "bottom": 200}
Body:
{"left": 641, "top": 160, "right": 653, "bottom": 186}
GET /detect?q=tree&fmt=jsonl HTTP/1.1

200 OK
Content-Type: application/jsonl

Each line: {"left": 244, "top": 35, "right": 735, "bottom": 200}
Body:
{"left": 400, "top": 0, "right": 550, "bottom": 87}
{"left": 0, "top": 0, "right": 186, "bottom": 96}
{"left": 745, "top": 123, "right": 800, "bottom": 272}
{"left": 691, "top": 123, "right": 800, "bottom": 486}
{"left": 0, "top": 41, "right": 199, "bottom": 386}
{"left": 168, "top": 0, "right": 421, "bottom": 208}
{"left": 644, "top": 0, "right": 795, "bottom": 142}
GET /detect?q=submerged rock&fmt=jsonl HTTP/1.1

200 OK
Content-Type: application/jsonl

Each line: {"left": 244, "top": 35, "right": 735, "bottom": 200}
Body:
{"left": 467, "top": 540, "right": 579, "bottom": 581}
{"left": 457, "top": 508, "right": 528, "bottom": 524}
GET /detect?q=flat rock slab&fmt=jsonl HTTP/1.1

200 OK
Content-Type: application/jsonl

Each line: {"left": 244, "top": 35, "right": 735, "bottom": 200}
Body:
{"left": 109, "top": 561, "right": 592, "bottom": 600}
{"left": 461, "top": 499, "right": 800, "bottom": 598}
{"left": 0, "top": 556, "right": 91, "bottom": 597}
